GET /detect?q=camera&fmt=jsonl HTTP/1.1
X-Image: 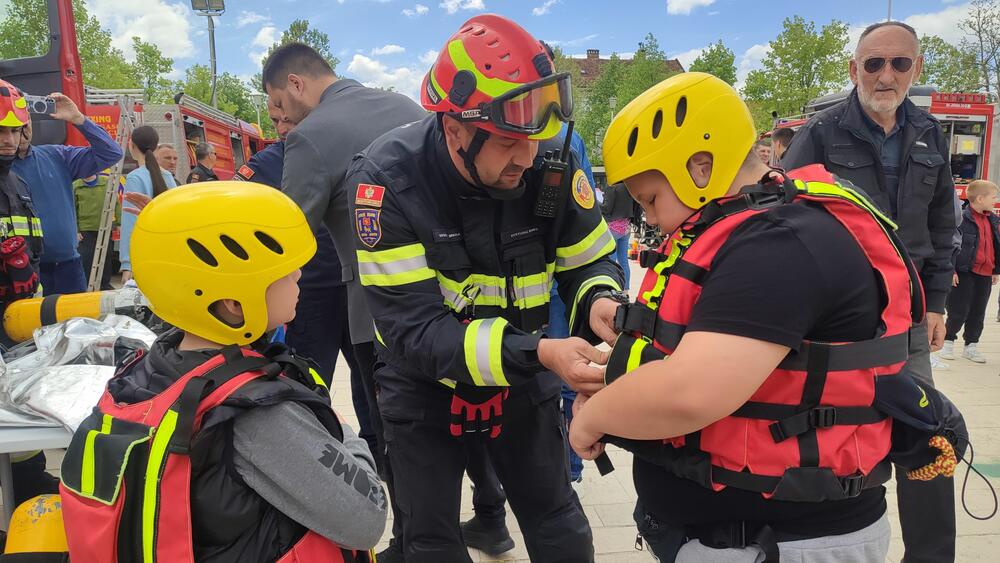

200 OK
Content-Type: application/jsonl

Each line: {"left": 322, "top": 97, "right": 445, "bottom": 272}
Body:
{"left": 23, "top": 95, "right": 56, "bottom": 115}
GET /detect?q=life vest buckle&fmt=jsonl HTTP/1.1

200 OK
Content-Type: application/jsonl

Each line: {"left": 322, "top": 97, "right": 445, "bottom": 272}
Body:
{"left": 842, "top": 473, "right": 864, "bottom": 498}
{"left": 613, "top": 305, "right": 629, "bottom": 333}
{"left": 810, "top": 406, "right": 837, "bottom": 429}
{"left": 638, "top": 249, "right": 666, "bottom": 269}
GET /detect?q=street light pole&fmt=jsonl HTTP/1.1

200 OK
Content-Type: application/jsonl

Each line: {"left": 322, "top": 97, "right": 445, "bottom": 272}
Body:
{"left": 207, "top": 15, "right": 218, "bottom": 107}
{"left": 887, "top": 0, "right": 892, "bottom": 21}
{"left": 191, "top": 1, "right": 225, "bottom": 108}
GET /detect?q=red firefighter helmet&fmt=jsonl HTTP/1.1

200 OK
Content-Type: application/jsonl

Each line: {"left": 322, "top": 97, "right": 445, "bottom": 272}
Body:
{"left": 421, "top": 14, "right": 572, "bottom": 141}
{"left": 0, "top": 79, "right": 29, "bottom": 128}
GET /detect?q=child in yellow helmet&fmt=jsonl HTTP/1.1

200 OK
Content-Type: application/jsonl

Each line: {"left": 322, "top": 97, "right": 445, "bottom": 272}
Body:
{"left": 60, "top": 182, "right": 384, "bottom": 562}
{"left": 568, "top": 73, "right": 926, "bottom": 562}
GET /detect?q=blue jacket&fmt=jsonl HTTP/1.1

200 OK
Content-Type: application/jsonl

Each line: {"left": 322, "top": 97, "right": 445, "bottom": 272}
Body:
{"left": 119, "top": 167, "right": 176, "bottom": 271}
{"left": 955, "top": 204, "right": 1000, "bottom": 275}
{"left": 13, "top": 119, "right": 124, "bottom": 263}
{"left": 235, "top": 142, "right": 345, "bottom": 290}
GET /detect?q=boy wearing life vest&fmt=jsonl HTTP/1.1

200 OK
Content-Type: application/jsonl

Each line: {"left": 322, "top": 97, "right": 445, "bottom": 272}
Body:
{"left": 59, "top": 181, "right": 385, "bottom": 563}
{"left": 569, "top": 73, "right": 928, "bottom": 562}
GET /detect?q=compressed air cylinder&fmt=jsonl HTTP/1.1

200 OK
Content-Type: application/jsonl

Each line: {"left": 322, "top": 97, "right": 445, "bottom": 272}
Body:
{"left": 2, "top": 286, "right": 151, "bottom": 343}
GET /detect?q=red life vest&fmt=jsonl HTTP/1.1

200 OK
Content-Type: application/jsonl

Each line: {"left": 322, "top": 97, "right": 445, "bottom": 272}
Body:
{"left": 59, "top": 345, "right": 373, "bottom": 563}
{"left": 606, "top": 165, "right": 924, "bottom": 502}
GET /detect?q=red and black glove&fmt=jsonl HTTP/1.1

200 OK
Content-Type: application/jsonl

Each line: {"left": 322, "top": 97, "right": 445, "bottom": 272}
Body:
{"left": 449, "top": 384, "right": 509, "bottom": 439}
{"left": 0, "top": 236, "right": 39, "bottom": 299}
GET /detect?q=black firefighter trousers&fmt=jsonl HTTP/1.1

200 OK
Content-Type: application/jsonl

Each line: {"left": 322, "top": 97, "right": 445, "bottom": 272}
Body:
{"left": 383, "top": 394, "right": 594, "bottom": 563}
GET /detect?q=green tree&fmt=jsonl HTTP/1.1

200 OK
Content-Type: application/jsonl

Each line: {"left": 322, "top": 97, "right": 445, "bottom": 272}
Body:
{"left": 549, "top": 45, "right": 584, "bottom": 119}
{"left": 688, "top": 40, "right": 737, "bottom": 85}
{"left": 616, "top": 33, "right": 674, "bottom": 106}
{"left": 575, "top": 54, "right": 626, "bottom": 164}
{"left": 742, "top": 16, "right": 850, "bottom": 132}
{"left": 960, "top": 0, "right": 1000, "bottom": 95}
{"left": 132, "top": 37, "right": 174, "bottom": 103}
{"left": 920, "top": 35, "right": 982, "bottom": 92}
{"left": 175, "top": 65, "right": 257, "bottom": 125}
{"left": 0, "top": 0, "right": 137, "bottom": 90}
{"left": 255, "top": 19, "right": 340, "bottom": 90}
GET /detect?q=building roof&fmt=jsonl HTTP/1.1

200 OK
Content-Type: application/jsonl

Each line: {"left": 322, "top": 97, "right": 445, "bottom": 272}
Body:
{"left": 571, "top": 49, "right": 685, "bottom": 86}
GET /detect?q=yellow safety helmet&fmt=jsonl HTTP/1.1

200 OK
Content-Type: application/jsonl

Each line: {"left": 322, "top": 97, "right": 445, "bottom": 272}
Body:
{"left": 5, "top": 495, "right": 68, "bottom": 553}
{"left": 602, "top": 72, "right": 757, "bottom": 210}
{"left": 131, "top": 181, "right": 316, "bottom": 346}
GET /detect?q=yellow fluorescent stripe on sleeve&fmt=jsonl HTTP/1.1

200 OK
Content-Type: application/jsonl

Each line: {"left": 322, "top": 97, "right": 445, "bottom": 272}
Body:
{"left": 567, "top": 275, "right": 623, "bottom": 331}
{"left": 464, "top": 319, "right": 488, "bottom": 387}
{"left": 627, "top": 338, "right": 648, "bottom": 373}
{"left": 487, "top": 318, "right": 509, "bottom": 386}
{"left": 556, "top": 220, "right": 616, "bottom": 272}
{"left": 356, "top": 243, "right": 436, "bottom": 286}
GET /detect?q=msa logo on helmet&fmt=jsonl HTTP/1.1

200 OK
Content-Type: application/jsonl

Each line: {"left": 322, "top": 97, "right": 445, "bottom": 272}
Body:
{"left": 461, "top": 109, "right": 483, "bottom": 120}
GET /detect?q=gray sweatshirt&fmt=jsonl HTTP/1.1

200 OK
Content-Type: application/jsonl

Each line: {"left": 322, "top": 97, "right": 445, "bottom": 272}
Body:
{"left": 231, "top": 402, "right": 387, "bottom": 550}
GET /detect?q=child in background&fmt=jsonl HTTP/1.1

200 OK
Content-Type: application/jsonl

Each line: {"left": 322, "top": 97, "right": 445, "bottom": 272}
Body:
{"left": 941, "top": 179, "right": 1000, "bottom": 363}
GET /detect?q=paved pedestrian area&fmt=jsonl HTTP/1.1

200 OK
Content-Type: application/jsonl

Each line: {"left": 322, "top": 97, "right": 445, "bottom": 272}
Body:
{"left": 33, "top": 261, "right": 1000, "bottom": 561}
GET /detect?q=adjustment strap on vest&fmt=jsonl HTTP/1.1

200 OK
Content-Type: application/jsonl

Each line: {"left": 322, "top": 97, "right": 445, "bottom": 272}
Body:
{"left": 732, "top": 402, "right": 888, "bottom": 442}
{"left": 778, "top": 332, "right": 910, "bottom": 372}
{"left": 614, "top": 304, "right": 687, "bottom": 349}
{"left": 711, "top": 459, "right": 892, "bottom": 499}
{"left": 170, "top": 351, "right": 278, "bottom": 453}
{"left": 690, "top": 522, "right": 781, "bottom": 563}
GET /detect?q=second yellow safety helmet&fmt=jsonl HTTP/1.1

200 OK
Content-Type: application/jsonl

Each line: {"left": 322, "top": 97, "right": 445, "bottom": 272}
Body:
{"left": 602, "top": 72, "right": 757, "bottom": 209}
{"left": 131, "top": 181, "right": 316, "bottom": 346}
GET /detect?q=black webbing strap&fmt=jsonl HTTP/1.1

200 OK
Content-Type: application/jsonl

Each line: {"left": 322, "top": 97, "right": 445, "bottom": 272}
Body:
{"left": 39, "top": 294, "right": 60, "bottom": 326}
{"left": 710, "top": 461, "right": 891, "bottom": 499}
{"left": 690, "top": 522, "right": 780, "bottom": 563}
{"left": 670, "top": 260, "right": 709, "bottom": 286}
{"left": 168, "top": 352, "right": 279, "bottom": 453}
{"left": 797, "top": 343, "right": 830, "bottom": 467}
{"left": 731, "top": 402, "right": 888, "bottom": 443}
{"left": 778, "top": 333, "right": 910, "bottom": 372}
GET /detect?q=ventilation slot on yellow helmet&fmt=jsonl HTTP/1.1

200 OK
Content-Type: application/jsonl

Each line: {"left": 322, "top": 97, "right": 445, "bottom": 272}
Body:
{"left": 255, "top": 231, "right": 284, "bottom": 255}
{"left": 652, "top": 109, "right": 663, "bottom": 139}
{"left": 220, "top": 235, "right": 249, "bottom": 260}
{"left": 188, "top": 239, "right": 218, "bottom": 267}
{"left": 675, "top": 96, "right": 687, "bottom": 127}
{"left": 627, "top": 128, "right": 638, "bottom": 157}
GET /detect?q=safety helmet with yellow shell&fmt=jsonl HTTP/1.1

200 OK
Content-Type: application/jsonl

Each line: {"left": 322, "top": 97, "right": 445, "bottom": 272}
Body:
{"left": 130, "top": 181, "right": 316, "bottom": 346}
{"left": 602, "top": 72, "right": 757, "bottom": 210}
{"left": 0, "top": 78, "right": 30, "bottom": 128}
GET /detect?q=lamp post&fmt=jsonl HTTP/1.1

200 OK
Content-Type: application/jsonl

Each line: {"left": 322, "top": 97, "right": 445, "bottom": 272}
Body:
{"left": 191, "top": 0, "right": 225, "bottom": 108}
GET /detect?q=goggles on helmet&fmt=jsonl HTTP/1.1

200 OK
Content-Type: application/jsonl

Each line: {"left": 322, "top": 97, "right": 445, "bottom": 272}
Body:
{"left": 451, "top": 73, "right": 573, "bottom": 136}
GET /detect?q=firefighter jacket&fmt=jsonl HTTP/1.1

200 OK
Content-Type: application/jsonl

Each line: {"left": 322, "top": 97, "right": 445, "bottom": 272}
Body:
{"left": 346, "top": 115, "right": 625, "bottom": 418}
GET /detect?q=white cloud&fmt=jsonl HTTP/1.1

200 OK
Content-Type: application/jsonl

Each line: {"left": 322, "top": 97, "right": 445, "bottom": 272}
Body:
{"left": 673, "top": 46, "right": 707, "bottom": 69}
{"left": 849, "top": 3, "right": 972, "bottom": 54}
{"left": 372, "top": 44, "right": 406, "bottom": 56}
{"left": 666, "top": 0, "right": 715, "bottom": 16}
{"left": 88, "top": 0, "right": 195, "bottom": 61}
{"left": 248, "top": 25, "right": 278, "bottom": 66}
{"left": 532, "top": 0, "right": 559, "bottom": 16}
{"left": 402, "top": 3, "right": 430, "bottom": 17}
{"left": 419, "top": 49, "right": 439, "bottom": 65}
{"left": 346, "top": 54, "right": 425, "bottom": 100}
{"left": 440, "top": 0, "right": 486, "bottom": 15}
{"left": 546, "top": 33, "right": 599, "bottom": 48}
{"left": 735, "top": 43, "right": 770, "bottom": 91}
{"left": 236, "top": 10, "right": 268, "bottom": 28}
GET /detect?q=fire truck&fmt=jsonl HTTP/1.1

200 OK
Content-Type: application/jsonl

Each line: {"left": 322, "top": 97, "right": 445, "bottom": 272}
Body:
{"left": 0, "top": 0, "right": 271, "bottom": 179}
{"left": 771, "top": 85, "right": 998, "bottom": 208}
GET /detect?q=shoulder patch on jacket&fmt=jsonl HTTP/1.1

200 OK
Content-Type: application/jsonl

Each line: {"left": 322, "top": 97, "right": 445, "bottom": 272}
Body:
{"left": 572, "top": 169, "right": 595, "bottom": 210}
{"left": 356, "top": 183, "right": 386, "bottom": 207}
{"left": 235, "top": 165, "right": 254, "bottom": 181}
{"left": 356, "top": 209, "right": 382, "bottom": 248}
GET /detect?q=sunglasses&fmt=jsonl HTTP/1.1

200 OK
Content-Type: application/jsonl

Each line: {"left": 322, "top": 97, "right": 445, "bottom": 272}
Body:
{"left": 863, "top": 56, "right": 913, "bottom": 74}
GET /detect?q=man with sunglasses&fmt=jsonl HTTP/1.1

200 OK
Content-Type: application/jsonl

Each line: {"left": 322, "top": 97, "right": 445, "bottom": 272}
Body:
{"left": 782, "top": 20, "right": 957, "bottom": 563}
{"left": 345, "top": 14, "right": 624, "bottom": 563}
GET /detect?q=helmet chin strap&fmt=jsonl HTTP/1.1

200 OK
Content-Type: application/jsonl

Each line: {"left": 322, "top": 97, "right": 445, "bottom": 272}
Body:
{"left": 456, "top": 127, "right": 526, "bottom": 201}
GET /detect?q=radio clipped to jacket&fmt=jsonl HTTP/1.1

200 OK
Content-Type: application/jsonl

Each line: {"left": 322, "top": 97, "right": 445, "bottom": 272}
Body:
{"left": 533, "top": 121, "right": 576, "bottom": 219}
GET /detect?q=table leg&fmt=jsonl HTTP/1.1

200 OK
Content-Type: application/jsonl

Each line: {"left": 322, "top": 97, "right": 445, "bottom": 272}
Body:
{"left": 0, "top": 452, "right": 14, "bottom": 527}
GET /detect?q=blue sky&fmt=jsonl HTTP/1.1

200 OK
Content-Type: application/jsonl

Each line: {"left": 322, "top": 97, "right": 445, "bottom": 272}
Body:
{"left": 76, "top": 0, "right": 975, "bottom": 98}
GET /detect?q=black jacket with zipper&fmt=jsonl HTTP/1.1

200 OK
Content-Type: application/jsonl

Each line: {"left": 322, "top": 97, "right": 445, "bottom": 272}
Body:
{"left": 781, "top": 88, "right": 956, "bottom": 312}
